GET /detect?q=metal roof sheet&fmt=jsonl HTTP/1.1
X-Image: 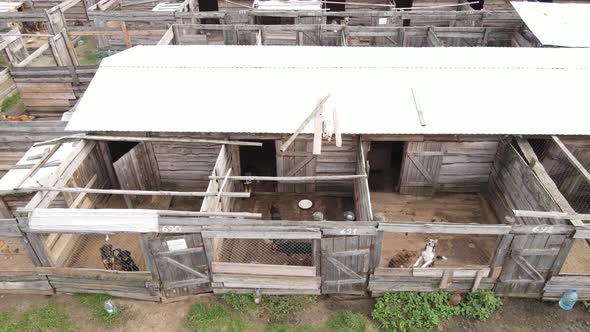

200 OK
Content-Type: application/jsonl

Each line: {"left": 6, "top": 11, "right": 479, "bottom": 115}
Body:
{"left": 66, "top": 45, "right": 590, "bottom": 136}
{"left": 512, "top": 1, "right": 590, "bottom": 47}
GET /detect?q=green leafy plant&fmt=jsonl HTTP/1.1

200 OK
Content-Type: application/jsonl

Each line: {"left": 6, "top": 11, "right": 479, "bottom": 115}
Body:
{"left": 265, "top": 324, "right": 319, "bottom": 332}
{"left": 77, "top": 293, "right": 124, "bottom": 326}
{"left": 583, "top": 301, "right": 590, "bottom": 312}
{"left": 372, "top": 291, "right": 460, "bottom": 332}
{"left": 18, "top": 303, "right": 77, "bottom": 332}
{"left": 222, "top": 293, "right": 256, "bottom": 313}
{"left": 0, "top": 312, "right": 18, "bottom": 332}
{"left": 186, "top": 302, "right": 247, "bottom": 332}
{"left": 262, "top": 295, "right": 317, "bottom": 324}
{"left": 324, "top": 311, "right": 374, "bottom": 332}
{"left": 0, "top": 93, "right": 20, "bottom": 112}
{"left": 458, "top": 290, "right": 502, "bottom": 321}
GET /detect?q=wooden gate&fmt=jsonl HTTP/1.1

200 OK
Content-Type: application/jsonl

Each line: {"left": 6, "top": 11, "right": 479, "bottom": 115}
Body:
{"left": 496, "top": 234, "right": 563, "bottom": 296}
{"left": 275, "top": 140, "right": 316, "bottom": 192}
{"left": 399, "top": 142, "right": 443, "bottom": 195}
{"left": 321, "top": 236, "right": 374, "bottom": 294}
{"left": 148, "top": 234, "right": 212, "bottom": 300}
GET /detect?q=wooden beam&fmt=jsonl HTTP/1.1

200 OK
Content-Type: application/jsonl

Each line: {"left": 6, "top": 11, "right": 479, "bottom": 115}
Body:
{"left": 33, "top": 134, "right": 263, "bottom": 148}
{"left": 280, "top": 94, "right": 330, "bottom": 153}
{"left": 9, "top": 187, "right": 251, "bottom": 198}
{"left": 216, "top": 167, "right": 232, "bottom": 200}
{"left": 411, "top": 88, "right": 426, "bottom": 126}
{"left": 378, "top": 222, "right": 511, "bottom": 235}
{"left": 513, "top": 209, "right": 590, "bottom": 221}
{"left": 313, "top": 109, "right": 323, "bottom": 155}
{"left": 208, "top": 175, "right": 365, "bottom": 182}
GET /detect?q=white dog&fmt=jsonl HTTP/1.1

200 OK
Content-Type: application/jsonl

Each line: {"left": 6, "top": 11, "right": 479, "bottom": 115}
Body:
{"left": 414, "top": 239, "right": 447, "bottom": 268}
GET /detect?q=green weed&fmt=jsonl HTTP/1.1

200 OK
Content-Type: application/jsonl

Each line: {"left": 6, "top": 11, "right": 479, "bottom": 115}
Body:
{"left": 18, "top": 303, "right": 76, "bottom": 332}
{"left": 262, "top": 296, "right": 317, "bottom": 324}
{"left": 186, "top": 302, "right": 247, "bottom": 332}
{"left": 324, "top": 311, "right": 374, "bottom": 332}
{"left": 0, "top": 93, "right": 20, "bottom": 112}
{"left": 77, "top": 293, "right": 124, "bottom": 326}
{"left": 222, "top": 293, "right": 256, "bottom": 313}
{"left": 458, "top": 290, "right": 502, "bottom": 321}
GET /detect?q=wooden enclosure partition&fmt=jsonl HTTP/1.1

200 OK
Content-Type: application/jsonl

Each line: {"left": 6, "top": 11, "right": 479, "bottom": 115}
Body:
{"left": 201, "top": 145, "right": 240, "bottom": 212}
{"left": 0, "top": 68, "right": 16, "bottom": 104}
{"left": 113, "top": 142, "right": 160, "bottom": 206}
{"left": 151, "top": 138, "right": 221, "bottom": 191}
{"left": 368, "top": 222, "right": 508, "bottom": 296}
{"left": 204, "top": 230, "right": 322, "bottom": 295}
{"left": 489, "top": 142, "right": 569, "bottom": 296}
{"left": 276, "top": 136, "right": 358, "bottom": 192}
{"left": 11, "top": 67, "right": 97, "bottom": 120}
{"left": 0, "top": 218, "right": 53, "bottom": 295}
{"left": 399, "top": 140, "right": 499, "bottom": 195}
{"left": 354, "top": 140, "right": 372, "bottom": 221}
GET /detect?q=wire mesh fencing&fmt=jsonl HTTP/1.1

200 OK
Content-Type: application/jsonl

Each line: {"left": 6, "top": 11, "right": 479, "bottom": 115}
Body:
{"left": 45, "top": 233, "right": 147, "bottom": 271}
{"left": 217, "top": 239, "right": 314, "bottom": 266}
{"left": 528, "top": 138, "right": 590, "bottom": 214}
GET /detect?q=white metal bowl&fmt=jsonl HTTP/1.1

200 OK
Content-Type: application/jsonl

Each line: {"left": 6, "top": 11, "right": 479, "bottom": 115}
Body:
{"left": 298, "top": 199, "right": 313, "bottom": 210}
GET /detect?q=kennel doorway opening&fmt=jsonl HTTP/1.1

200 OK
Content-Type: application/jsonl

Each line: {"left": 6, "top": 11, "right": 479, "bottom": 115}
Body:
{"left": 367, "top": 141, "right": 405, "bottom": 192}
{"left": 239, "top": 140, "right": 277, "bottom": 192}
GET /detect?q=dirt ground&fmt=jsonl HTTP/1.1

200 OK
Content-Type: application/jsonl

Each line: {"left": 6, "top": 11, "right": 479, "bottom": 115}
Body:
{"left": 561, "top": 239, "right": 590, "bottom": 274}
{"left": 0, "top": 294, "right": 588, "bottom": 331}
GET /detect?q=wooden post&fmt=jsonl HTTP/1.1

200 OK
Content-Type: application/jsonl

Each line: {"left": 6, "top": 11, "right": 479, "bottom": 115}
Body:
{"left": 120, "top": 21, "right": 132, "bottom": 48}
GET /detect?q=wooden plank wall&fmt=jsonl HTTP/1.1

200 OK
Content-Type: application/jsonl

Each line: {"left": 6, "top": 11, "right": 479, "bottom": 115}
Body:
{"left": 0, "top": 121, "right": 68, "bottom": 179}
{"left": 543, "top": 275, "right": 590, "bottom": 301}
{"left": 276, "top": 136, "right": 357, "bottom": 192}
{"left": 399, "top": 140, "right": 499, "bottom": 195}
{"left": 354, "top": 141, "right": 372, "bottom": 221}
{"left": 488, "top": 142, "right": 566, "bottom": 296}
{"left": 10, "top": 67, "right": 98, "bottom": 120}
{"left": 30, "top": 0, "right": 91, "bottom": 22}
{"left": 113, "top": 142, "right": 160, "bottom": 205}
{"left": 37, "top": 267, "right": 159, "bottom": 301}
{"left": 200, "top": 145, "right": 239, "bottom": 212}
{"left": 0, "top": 68, "right": 16, "bottom": 102}
{"left": 151, "top": 139, "right": 220, "bottom": 192}
{"left": 369, "top": 267, "right": 494, "bottom": 296}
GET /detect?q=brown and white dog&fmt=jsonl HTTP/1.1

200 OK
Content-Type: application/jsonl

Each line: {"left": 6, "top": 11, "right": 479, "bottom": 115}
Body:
{"left": 413, "top": 239, "right": 447, "bottom": 268}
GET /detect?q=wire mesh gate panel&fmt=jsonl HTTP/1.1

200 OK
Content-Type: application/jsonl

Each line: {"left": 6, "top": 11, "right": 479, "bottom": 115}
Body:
{"left": 148, "top": 234, "right": 211, "bottom": 299}
{"left": 218, "top": 239, "right": 314, "bottom": 266}
{"left": 321, "top": 235, "right": 375, "bottom": 294}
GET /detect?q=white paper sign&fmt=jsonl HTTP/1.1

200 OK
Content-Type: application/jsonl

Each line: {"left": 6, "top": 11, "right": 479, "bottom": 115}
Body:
{"left": 167, "top": 239, "right": 188, "bottom": 251}
{"left": 378, "top": 17, "right": 388, "bottom": 25}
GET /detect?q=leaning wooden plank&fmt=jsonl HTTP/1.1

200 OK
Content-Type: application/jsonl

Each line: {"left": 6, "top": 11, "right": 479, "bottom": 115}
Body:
{"left": 280, "top": 94, "right": 330, "bottom": 153}
{"left": 212, "top": 262, "right": 316, "bottom": 277}
{"left": 34, "top": 134, "right": 262, "bottom": 147}
{"left": 69, "top": 174, "right": 98, "bottom": 209}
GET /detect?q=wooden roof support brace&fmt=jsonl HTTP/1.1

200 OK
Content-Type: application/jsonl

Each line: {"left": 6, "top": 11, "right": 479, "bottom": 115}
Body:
{"left": 280, "top": 94, "right": 330, "bottom": 153}
{"left": 411, "top": 88, "right": 426, "bottom": 127}
{"left": 216, "top": 168, "right": 232, "bottom": 200}
{"left": 313, "top": 106, "right": 323, "bottom": 155}
{"left": 333, "top": 104, "right": 342, "bottom": 148}
{"left": 14, "top": 142, "right": 62, "bottom": 189}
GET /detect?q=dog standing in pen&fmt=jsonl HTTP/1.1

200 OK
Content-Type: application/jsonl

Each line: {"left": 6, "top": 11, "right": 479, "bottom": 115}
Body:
{"left": 414, "top": 239, "right": 447, "bottom": 268}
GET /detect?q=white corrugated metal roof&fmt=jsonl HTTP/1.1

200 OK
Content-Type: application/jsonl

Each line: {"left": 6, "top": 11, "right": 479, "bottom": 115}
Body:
{"left": 512, "top": 2, "right": 590, "bottom": 47}
{"left": 66, "top": 45, "right": 590, "bottom": 136}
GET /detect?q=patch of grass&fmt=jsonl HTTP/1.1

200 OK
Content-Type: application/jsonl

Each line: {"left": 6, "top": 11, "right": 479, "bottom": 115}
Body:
{"left": 262, "top": 296, "right": 317, "bottom": 324}
{"left": 0, "top": 312, "right": 18, "bottom": 332}
{"left": 82, "top": 50, "right": 108, "bottom": 65}
{"left": 0, "top": 93, "right": 20, "bottom": 112}
{"left": 77, "top": 293, "right": 124, "bottom": 326}
{"left": 265, "top": 324, "right": 319, "bottom": 332}
{"left": 186, "top": 302, "right": 247, "bottom": 332}
{"left": 324, "top": 311, "right": 374, "bottom": 332}
{"left": 18, "top": 303, "right": 76, "bottom": 332}
{"left": 222, "top": 293, "right": 256, "bottom": 313}
{"left": 0, "top": 54, "right": 7, "bottom": 67}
